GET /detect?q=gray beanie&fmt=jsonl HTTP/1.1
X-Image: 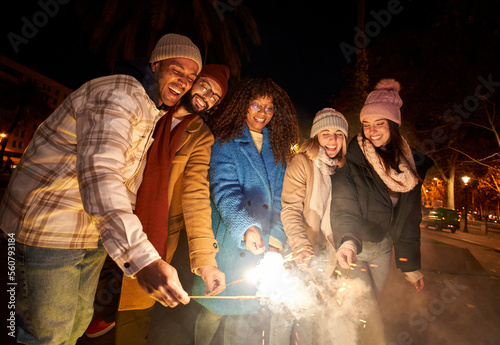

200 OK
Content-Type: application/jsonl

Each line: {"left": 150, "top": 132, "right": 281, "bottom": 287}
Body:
{"left": 150, "top": 33, "right": 203, "bottom": 74}
{"left": 310, "top": 108, "right": 349, "bottom": 138}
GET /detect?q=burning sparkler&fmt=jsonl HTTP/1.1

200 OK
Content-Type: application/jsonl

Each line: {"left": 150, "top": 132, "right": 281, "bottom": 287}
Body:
{"left": 189, "top": 295, "right": 271, "bottom": 300}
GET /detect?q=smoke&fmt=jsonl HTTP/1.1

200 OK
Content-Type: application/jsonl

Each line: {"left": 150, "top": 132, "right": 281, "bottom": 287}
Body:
{"left": 249, "top": 251, "right": 376, "bottom": 344}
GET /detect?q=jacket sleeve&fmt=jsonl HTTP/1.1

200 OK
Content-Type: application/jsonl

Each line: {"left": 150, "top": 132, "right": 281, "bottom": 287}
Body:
{"left": 281, "top": 155, "right": 314, "bottom": 253}
{"left": 182, "top": 123, "right": 219, "bottom": 272}
{"left": 77, "top": 82, "right": 160, "bottom": 276}
{"left": 393, "top": 150, "right": 433, "bottom": 272}
{"left": 393, "top": 184, "right": 423, "bottom": 272}
{"left": 330, "top": 161, "right": 363, "bottom": 253}
{"left": 269, "top": 166, "right": 287, "bottom": 247}
{"left": 209, "top": 142, "right": 261, "bottom": 249}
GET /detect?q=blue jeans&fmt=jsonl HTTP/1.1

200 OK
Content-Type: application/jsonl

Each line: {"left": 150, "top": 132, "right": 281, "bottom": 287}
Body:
{"left": 16, "top": 240, "right": 107, "bottom": 345}
{"left": 348, "top": 234, "right": 392, "bottom": 345}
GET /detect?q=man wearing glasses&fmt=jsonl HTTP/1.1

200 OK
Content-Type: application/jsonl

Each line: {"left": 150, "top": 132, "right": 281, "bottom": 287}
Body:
{"left": 113, "top": 64, "right": 231, "bottom": 345}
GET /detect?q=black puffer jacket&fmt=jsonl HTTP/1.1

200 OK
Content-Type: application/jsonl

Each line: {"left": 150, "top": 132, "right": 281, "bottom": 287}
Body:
{"left": 331, "top": 137, "right": 433, "bottom": 272}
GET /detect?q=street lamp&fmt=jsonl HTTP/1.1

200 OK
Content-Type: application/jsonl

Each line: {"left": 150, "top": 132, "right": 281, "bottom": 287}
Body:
{"left": 462, "top": 176, "right": 470, "bottom": 233}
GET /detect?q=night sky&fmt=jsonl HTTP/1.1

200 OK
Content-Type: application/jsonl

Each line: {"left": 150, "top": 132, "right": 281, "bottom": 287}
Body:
{"left": 0, "top": 0, "right": 491, "bottom": 132}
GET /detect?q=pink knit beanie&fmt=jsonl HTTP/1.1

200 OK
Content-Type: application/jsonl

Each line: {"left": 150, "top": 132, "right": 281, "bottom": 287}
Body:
{"left": 360, "top": 79, "right": 403, "bottom": 126}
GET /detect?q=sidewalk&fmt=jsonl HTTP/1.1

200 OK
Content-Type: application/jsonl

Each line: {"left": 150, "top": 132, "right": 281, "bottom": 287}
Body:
{"left": 424, "top": 226, "right": 500, "bottom": 251}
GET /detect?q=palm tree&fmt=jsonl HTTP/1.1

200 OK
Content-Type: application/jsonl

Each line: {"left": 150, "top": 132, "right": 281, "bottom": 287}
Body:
{"left": 71, "top": 0, "right": 260, "bottom": 80}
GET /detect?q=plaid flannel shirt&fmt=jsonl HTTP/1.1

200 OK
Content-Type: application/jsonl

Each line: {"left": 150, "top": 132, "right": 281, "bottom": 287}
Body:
{"left": 0, "top": 74, "right": 165, "bottom": 276}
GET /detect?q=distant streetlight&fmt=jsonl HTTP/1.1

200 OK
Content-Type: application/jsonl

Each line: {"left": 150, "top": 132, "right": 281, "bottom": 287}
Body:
{"left": 462, "top": 176, "right": 470, "bottom": 233}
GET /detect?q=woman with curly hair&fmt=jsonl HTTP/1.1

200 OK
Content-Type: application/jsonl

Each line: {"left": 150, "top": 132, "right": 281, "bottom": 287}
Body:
{"left": 192, "top": 78, "right": 299, "bottom": 345}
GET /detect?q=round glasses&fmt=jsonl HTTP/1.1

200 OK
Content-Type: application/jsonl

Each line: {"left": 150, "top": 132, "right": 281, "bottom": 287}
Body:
{"left": 249, "top": 102, "right": 275, "bottom": 114}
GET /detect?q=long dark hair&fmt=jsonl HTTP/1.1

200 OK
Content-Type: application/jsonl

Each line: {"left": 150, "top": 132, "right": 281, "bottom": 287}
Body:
{"left": 208, "top": 78, "right": 299, "bottom": 166}
{"left": 362, "top": 120, "right": 419, "bottom": 178}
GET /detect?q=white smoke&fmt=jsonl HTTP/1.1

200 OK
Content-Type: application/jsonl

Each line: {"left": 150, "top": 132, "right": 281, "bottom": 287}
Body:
{"left": 248, "top": 251, "right": 375, "bottom": 344}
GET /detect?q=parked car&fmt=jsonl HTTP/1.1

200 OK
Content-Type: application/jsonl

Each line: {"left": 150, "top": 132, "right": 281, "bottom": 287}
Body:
{"left": 421, "top": 208, "right": 460, "bottom": 233}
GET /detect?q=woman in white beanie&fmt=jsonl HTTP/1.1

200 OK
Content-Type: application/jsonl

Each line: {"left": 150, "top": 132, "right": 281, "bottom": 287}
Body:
{"left": 282, "top": 108, "right": 348, "bottom": 268}
{"left": 279, "top": 107, "right": 349, "bottom": 343}
{"left": 331, "top": 79, "right": 433, "bottom": 344}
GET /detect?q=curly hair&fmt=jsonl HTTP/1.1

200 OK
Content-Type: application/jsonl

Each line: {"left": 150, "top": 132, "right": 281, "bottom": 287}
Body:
{"left": 208, "top": 78, "right": 299, "bottom": 166}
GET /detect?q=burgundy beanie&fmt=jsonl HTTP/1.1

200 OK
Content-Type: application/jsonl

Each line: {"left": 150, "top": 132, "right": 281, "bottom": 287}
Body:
{"left": 197, "top": 64, "right": 230, "bottom": 101}
{"left": 360, "top": 79, "right": 403, "bottom": 126}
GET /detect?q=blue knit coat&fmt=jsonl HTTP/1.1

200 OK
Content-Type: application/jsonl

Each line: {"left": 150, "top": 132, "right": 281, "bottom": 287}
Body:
{"left": 192, "top": 125, "right": 287, "bottom": 315}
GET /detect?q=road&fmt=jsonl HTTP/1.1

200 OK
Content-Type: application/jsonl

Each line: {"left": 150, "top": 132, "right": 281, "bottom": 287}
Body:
{"left": 379, "top": 228, "right": 500, "bottom": 345}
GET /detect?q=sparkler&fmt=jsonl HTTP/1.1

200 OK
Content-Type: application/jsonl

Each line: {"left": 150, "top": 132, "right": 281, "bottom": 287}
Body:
{"left": 306, "top": 269, "right": 327, "bottom": 301}
{"left": 189, "top": 295, "right": 271, "bottom": 300}
{"left": 209, "top": 277, "right": 246, "bottom": 295}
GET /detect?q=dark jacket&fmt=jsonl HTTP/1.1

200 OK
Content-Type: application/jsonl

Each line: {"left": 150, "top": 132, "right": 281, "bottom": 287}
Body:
{"left": 331, "top": 137, "right": 433, "bottom": 272}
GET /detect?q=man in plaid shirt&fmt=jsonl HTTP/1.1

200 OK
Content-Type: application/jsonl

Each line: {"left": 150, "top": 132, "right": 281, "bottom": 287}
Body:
{"left": 0, "top": 33, "right": 202, "bottom": 345}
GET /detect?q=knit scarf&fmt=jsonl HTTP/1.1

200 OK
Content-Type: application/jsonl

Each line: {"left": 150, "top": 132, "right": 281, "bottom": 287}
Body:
{"left": 357, "top": 133, "right": 418, "bottom": 193}
{"left": 314, "top": 147, "right": 339, "bottom": 175}
{"left": 134, "top": 108, "right": 195, "bottom": 258}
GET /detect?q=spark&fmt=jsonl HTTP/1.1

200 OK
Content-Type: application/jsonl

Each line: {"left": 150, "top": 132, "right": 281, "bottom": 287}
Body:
{"left": 399, "top": 258, "right": 408, "bottom": 262}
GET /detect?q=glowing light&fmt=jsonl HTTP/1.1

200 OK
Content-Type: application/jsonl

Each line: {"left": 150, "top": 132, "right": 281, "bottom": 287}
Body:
{"left": 399, "top": 258, "right": 408, "bottom": 262}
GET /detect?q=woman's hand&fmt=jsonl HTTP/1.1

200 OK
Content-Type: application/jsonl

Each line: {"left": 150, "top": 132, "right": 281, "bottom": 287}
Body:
{"left": 335, "top": 246, "right": 357, "bottom": 270}
{"left": 294, "top": 249, "right": 315, "bottom": 269}
{"left": 244, "top": 226, "right": 266, "bottom": 255}
{"left": 412, "top": 277, "right": 425, "bottom": 292}
{"left": 405, "top": 271, "right": 425, "bottom": 292}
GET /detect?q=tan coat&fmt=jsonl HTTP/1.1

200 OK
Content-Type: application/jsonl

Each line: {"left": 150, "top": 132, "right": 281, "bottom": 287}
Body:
{"left": 281, "top": 153, "right": 334, "bottom": 254}
{"left": 119, "top": 116, "right": 218, "bottom": 311}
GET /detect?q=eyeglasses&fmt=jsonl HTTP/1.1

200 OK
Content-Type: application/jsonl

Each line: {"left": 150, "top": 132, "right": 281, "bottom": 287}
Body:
{"left": 249, "top": 102, "right": 275, "bottom": 114}
{"left": 199, "top": 81, "right": 220, "bottom": 104}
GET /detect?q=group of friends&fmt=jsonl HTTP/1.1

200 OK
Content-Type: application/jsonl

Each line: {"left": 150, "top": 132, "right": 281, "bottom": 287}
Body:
{"left": 0, "top": 33, "right": 433, "bottom": 345}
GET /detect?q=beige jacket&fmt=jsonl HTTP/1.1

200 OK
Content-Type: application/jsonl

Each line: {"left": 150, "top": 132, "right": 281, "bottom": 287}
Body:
{"left": 281, "top": 153, "right": 335, "bottom": 254}
{"left": 119, "top": 116, "right": 218, "bottom": 311}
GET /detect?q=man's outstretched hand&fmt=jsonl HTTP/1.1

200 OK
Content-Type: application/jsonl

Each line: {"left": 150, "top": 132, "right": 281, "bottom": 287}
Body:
{"left": 136, "top": 259, "right": 190, "bottom": 307}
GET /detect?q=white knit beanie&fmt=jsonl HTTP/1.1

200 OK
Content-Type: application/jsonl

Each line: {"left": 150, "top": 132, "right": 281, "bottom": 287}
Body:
{"left": 360, "top": 79, "right": 403, "bottom": 126}
{"left": 310, "top": 108, "right": 349, "bottom": 138}
{"left": 150, "top": 33, "right": 203, "bottom": 74}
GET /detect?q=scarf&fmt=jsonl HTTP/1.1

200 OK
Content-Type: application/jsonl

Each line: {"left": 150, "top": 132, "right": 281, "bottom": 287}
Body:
{"left": 134, "top": 108, "right": 195, "bottom": 258}
{"left": 357, "top": 133, "right": 418, "bottom": 193}
{"left": 314, "top": 147, "right": 339, "bottom": 175}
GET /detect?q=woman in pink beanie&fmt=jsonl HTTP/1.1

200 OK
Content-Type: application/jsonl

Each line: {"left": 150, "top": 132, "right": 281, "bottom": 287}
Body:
{"left": 330, "top": 79, "right": 433, "bottom": 344}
